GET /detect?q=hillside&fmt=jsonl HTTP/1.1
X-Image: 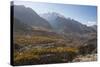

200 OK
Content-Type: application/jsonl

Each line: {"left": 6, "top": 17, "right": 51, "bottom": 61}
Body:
{"left": 13, "top": 5, "right": 52, "bottom": 30}
{"left": 40, "top": 12, "right": 96, "bottom": 35}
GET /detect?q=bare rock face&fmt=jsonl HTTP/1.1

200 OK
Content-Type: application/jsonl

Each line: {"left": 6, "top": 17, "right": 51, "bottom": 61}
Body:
{"left": 72, "top": 54, "right": 97, "bottom": 62}
{"left": 79, "top": 37, "right": 97, "bottom": 55}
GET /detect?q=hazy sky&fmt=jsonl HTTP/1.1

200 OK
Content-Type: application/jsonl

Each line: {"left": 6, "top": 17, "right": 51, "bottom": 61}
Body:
{"left": 14, "top": 1, "right": 97, "bottom": 26}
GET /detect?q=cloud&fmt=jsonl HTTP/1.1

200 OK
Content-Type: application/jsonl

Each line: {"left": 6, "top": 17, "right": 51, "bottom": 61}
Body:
{"left": 85, "top": 21, "right": 97, "bottom": 26}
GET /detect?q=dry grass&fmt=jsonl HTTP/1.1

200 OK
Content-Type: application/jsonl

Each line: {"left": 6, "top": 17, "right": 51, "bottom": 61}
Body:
{"left": 14, "top": 46, "right": 78, "bottom": 65}
{"left": 14, "top": 35, "right": 58, "bottom": 46}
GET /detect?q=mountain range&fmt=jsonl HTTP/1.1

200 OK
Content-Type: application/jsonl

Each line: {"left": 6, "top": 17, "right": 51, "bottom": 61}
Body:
{"left": 13, "top": 5, "right": 96, "bottom": 35}
{"left": 12, "top": 4, "right": 97, "bottom": 65}
{"left": 40, "top": 12, "right": 96, "bottom": 35}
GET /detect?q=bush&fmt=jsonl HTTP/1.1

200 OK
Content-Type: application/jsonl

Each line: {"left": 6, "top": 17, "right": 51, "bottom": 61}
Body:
{"left": 14, "top": 47, "right": 78, "bottom": 65}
